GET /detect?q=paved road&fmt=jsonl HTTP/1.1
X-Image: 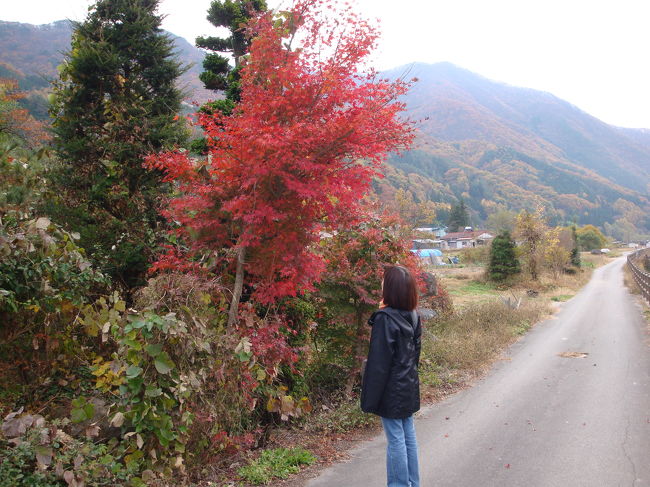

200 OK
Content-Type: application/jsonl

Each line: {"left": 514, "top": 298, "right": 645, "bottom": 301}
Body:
{"left": 307, "top": 257, "right": 650, "bottom": 486}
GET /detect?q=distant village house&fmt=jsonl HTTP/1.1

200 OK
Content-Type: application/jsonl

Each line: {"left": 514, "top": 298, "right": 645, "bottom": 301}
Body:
{"left": 414, "top": 226, "right": 447, "bottom": 238}
{"left": 440, "top": 230, "right": 494, "bottom": 249}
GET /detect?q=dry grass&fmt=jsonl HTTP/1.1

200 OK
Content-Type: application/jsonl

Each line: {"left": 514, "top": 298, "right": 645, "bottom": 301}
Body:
{"left": 623, "top": 263, "right": 641, "bottom": 295}
{"left": 421, "top": 300, "right": 549, "bottom": 376}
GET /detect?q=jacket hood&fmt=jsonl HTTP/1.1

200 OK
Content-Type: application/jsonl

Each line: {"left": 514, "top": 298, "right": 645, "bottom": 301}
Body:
{"left": 371, "top": 307, "right": 418, "bottom": 334}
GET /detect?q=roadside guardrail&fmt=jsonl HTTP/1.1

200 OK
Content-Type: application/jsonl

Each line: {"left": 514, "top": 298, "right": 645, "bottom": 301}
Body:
{"left": 627, "top": 249, "right": 650, "bottom": 305}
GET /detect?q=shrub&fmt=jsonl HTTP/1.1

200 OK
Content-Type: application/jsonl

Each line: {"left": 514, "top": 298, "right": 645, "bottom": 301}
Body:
{"left": 0, "top": 414, "right": 137, "bottom": 487}
{"left": 459, "top": 245, "right": 490, "bottom": 265}
{"left": 315, "top": 213, "right": 422, "bottom": 395}
{"left": 78, "top": 286, "right": 227, "bottom": 478}
{"left": 0, "top": 215, "right": 108, "bottom": 315}
{"left": 570, "top": 226, "right": 581, "bottom": 267}
{"left": 73, "top": 273, "right": 308, "bottom": 479}
{"left": 0, "top": 212, "right": 109, "bottom": 392}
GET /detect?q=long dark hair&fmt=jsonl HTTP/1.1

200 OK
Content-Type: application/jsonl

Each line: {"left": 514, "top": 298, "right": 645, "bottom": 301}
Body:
{"left": 382, "top": 265, "right": 418, "bottom": 311}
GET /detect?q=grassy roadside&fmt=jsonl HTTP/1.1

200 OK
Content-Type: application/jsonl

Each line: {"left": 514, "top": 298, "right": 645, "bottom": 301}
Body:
{"left": 214, "top": 251, "right": 621, "bottom": 487}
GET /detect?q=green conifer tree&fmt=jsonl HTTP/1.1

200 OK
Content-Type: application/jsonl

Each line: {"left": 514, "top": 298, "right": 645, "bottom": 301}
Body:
{"left": 570, "top": 225, "right": 581, "bottom": 267}
{"left": 447, "top": 198, "right": 470, "bottom": 232}
{"left": 196, "top": 0, "right": 266, "bottom": 93}
{"left": 191, "top": 0, "right": 267, "bottom": 153}
{"left": 488, "top": 231, "right": 521, "bottom": 282}
{"left": 49, "top": 0, "right": 187, "bottom": 289}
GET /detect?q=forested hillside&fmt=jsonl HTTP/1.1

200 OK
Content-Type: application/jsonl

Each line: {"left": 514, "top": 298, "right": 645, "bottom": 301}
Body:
{"left": 381, "top": 62, "right": 650, "bottom": 237}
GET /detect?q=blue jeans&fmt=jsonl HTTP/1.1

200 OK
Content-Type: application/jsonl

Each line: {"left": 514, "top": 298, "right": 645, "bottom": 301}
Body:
{"left": 381, "top": 416, "right": 420, "bottom": 487}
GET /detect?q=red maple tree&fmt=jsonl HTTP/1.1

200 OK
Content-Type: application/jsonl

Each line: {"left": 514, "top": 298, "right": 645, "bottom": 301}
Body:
{"left": 146, "top": 0, "right": 414, "bottom": 324}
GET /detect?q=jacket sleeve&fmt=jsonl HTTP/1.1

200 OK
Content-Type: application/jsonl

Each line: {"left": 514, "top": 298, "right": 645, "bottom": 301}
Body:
{"left": 361, "top": 312, "right": 395, "bottom": 413}
{"left": 415, "top": 313, "right": 422, "bottom": 367}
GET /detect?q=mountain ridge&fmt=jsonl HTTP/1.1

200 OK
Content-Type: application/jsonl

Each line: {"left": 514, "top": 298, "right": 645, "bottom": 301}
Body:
{"left": 387, "top": 62, "right": 649, "bottom": 193}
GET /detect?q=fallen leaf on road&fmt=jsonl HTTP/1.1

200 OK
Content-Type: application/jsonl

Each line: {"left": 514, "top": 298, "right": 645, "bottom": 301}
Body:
{"left": 558, "top": 351, "right": 589, "bottom": 358}
{"left": 505, "top": 464, "right": 511, "bottom": 469}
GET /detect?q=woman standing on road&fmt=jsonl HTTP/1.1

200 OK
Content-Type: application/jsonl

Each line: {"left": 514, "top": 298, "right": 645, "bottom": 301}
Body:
{"left": 361, "top": 265, "right": 422, "bottom": 487}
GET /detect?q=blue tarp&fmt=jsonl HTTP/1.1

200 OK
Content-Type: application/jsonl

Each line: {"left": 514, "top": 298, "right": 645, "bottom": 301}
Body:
{"left": 410, "top": 248, "right": 443, "bottom": 257}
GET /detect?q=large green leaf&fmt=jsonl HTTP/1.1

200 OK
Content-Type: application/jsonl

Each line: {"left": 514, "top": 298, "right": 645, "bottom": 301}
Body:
{"left": 126, "top": 364, "right": 143, "bottom": 378}
{"left": 154, "top": 352, "right": 175, "bottom": 374}
{"left": 145, "top": 385, "right": 162, "bottom": 397}
{"left": 145, "top": 344, "right": 163, "bottom": 357}
{"left": 70, "top": 400, "right": 95, "bottom": 423}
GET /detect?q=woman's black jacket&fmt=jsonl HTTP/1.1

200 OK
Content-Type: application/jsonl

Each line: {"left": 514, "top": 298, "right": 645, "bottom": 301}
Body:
{"left": 360, "top": 306, "right": 422, "bottom": 419}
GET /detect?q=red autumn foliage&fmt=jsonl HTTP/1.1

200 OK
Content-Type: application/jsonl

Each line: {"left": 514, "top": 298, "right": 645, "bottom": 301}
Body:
{"left": 145, "top": 0, "right": 413, "bottom": 306}
{"left": 319, "top": 210, "right": 423, "bottom": 309}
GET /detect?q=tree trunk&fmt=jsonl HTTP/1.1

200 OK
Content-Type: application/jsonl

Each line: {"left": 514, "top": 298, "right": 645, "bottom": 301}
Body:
{"left": 227, "top": 246, "right": 247, "bottom": 327}
{"left": 344, "top": 307, "right": 366, "bottom": 396}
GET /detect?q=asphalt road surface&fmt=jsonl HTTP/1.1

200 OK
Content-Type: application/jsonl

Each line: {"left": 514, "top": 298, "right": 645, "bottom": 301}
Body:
{"left": 307, "top": 256, "right": 650, "bottom": 487}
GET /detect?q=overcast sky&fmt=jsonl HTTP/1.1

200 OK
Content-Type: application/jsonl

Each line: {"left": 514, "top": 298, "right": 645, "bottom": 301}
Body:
{"left": 4, "top": 0, "right": 650, "bottom": 129}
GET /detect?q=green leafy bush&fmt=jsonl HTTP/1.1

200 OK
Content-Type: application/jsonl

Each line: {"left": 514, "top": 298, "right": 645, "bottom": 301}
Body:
{"left": 0, "top": 211, "right": 109, "bottom": 395}
{"left": 0, "top": 414, "right": 136, "bottom": 487}
{"left": 78, "top": 274, "right": 305, "bottom": 478}
{"left": 80, "top": 291, "right": 215, "bottom": 478}
{"left": 0, "top": 214, "right": 108, "bottom": 315}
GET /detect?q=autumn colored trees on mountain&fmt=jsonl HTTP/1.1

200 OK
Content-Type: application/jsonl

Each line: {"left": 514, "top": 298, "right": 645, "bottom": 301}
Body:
{"left": 147, "top": 0, "right": 413, "bottom": 323}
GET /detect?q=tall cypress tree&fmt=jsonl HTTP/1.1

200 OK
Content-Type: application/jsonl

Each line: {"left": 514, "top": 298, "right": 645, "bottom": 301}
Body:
{"left": 196, "top": 0, "right": 267, "bottom": 96}
{"left": 488, "top": 231, "right": 520, "bottom": 282}
{"left": 49, "top": 0, "right": 187, "bottom": 289}
{"left": 191, "top": 0, "right": 267, "bottom": 153}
